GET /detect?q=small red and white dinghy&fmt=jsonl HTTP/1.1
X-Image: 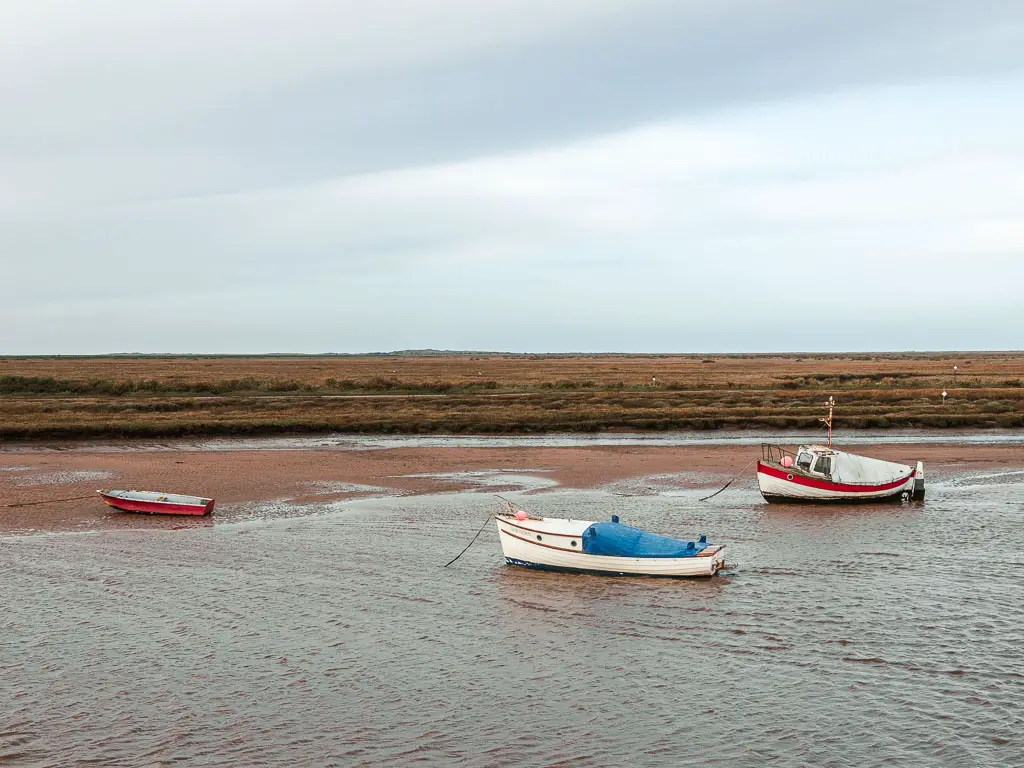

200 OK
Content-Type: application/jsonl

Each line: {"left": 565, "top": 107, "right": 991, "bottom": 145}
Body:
{"left": 98, "top": 489, "right": 215, "bottom": 516}
{"left": 756, "top": 397, "right": 924, "bottom": 504}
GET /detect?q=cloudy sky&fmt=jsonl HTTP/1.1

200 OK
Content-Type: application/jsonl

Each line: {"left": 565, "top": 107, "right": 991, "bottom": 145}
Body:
{"left": 3, "top": 0, "right": 1023, "bottom": 354}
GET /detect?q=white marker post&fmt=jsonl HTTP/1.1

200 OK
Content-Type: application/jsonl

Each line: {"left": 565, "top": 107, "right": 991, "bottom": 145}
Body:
{"left": 942, "top": 390, "right": 948, "bottom": 405}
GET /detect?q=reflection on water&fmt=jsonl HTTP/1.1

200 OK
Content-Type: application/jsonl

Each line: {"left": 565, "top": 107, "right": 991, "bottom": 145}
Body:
{"left": 396, "top": 469, "right": 559, "bottom": 493}
{"left": 11, "top": 470, "right": 114, "bottom": 486}
{"left": 2, "top": 471, "right": 1021, "bottom": 766}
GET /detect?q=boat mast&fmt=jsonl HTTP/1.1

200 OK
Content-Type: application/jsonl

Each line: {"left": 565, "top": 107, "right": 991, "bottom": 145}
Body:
{"left": 821, "top": 396, "right": 835, "bottom": 448}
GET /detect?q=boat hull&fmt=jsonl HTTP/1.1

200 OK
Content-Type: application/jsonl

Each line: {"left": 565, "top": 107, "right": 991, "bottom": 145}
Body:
{"left": 495, "top": 515, "right": 725, "bottom": 577}
{"left": 756, "top": 461, "right": 920, "bottom": 504}
{"left": 98, "top": 490, "right": 214, "bottom": 516}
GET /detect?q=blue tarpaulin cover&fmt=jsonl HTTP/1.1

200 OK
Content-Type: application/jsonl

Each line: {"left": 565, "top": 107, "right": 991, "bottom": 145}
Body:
{"left": 581, "top": 521, "right": 708, "bottom": 558}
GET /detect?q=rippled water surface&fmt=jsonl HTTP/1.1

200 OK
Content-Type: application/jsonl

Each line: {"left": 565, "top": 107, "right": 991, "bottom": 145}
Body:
{"left": 3, "top": 469, "right": 1021, "bottom": 766}
{"left": 5, "top": 429, "right": 1024, "bottom": 453}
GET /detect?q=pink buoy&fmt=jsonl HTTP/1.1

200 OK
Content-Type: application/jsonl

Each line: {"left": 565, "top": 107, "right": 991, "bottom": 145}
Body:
{"left": 781, "top": 455, "right": 794, "bottom": 468}
{"left": 515, "top": 510, "right": 527, "bottom": 521}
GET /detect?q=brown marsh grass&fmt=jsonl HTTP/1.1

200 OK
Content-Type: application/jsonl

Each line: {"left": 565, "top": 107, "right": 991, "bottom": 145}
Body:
{"left": 1, "top": 353, "right": 1021, "bottom": 439}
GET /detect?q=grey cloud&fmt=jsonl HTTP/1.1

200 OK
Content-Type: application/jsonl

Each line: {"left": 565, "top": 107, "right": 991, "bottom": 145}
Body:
{"left": 4, "top": 0, "right": 1023, "bottom": 205}
{"left": 3, "top": 0, "right": 1024, "bottom": 352}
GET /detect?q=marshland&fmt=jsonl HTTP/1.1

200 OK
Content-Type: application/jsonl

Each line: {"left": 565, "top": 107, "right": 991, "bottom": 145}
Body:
{"left": 2, "top": 352, "right": 1022, "bottom": 439}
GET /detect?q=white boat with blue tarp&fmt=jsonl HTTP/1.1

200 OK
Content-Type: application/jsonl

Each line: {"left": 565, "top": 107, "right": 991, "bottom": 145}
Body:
{"left": 495, "top": 501, "right": 726, "bottom": 577}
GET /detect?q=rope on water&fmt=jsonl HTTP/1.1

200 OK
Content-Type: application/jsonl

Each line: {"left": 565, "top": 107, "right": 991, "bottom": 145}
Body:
{"left": 443, "top": 513, "right": 493, "bottom": 568}
{"left": 699, "top": 457, "right": 757, "bottom": 502}
{"left": 1, "top": 493, "right": 96, "bottom": 509}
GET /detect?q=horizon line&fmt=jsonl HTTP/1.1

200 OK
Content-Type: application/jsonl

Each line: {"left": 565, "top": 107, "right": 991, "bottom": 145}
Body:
{"left": 2, "top": 349, "right": 1023, "bottom": 359}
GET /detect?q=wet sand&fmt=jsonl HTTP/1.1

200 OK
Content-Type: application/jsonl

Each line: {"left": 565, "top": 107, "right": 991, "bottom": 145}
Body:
{"left": 2, "top": 439, "right": 1021, "bottom": 533}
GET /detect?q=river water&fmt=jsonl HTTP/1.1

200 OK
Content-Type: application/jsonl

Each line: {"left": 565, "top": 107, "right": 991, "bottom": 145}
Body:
{"left": 2, "top": 464, "right": 1021, "bottom": 766}
{"left": 5, "top": 429, "right": 1024, "bottom": 453}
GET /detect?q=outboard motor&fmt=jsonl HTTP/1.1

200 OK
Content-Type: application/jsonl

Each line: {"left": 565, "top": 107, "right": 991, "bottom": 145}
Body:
{"left": 912, "top": 462, "right": 926, "bottom": 501}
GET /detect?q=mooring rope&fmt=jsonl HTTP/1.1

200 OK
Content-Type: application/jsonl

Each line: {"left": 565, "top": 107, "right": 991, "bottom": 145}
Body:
{"left": 698, "top": 457, "right": 757, "bottom": 502}
{"left": 1, "top": 493, "right": 96, "bottom": 509}
{"left": 443, "top": 513, "right": 493, "bottom": 568}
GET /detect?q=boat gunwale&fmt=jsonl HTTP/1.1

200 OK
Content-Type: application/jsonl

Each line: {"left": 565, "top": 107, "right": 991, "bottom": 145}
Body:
{"left": 99, "top": 489, "right": 213, "bottom": 506}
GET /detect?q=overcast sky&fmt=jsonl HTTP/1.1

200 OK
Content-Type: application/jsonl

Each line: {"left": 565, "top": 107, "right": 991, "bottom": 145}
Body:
{"left": 3, "top": 0, "right": 1023, "bottom": 354}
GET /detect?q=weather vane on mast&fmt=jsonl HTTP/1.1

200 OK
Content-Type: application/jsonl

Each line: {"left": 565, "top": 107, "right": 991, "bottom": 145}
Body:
{"left": 820, "top": 396, "right": 835, "bottom": 448}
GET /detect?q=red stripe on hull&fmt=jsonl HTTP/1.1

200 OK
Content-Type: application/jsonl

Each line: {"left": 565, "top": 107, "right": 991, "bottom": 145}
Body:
{"left": 101, "top": 496, "right": 213, "bottom": 516}
{"left": 756, "top": 462, "right": 914, "bottom": 493}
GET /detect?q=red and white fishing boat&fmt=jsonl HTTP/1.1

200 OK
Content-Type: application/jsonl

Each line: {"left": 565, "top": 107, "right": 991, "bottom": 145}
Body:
{"left": 97, "top": 489, "right": 215, "bottom": 516}
{"left": 756, "top": 397, "right": 925, "bottom": 504}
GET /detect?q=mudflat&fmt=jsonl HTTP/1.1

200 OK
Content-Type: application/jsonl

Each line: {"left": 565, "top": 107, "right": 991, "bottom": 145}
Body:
{"left": 2, "top": 437, "right": 1020, "bottom": 533}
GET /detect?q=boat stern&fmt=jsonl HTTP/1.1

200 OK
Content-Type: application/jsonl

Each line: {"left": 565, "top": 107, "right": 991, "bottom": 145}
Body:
{"left": 698, "top": 544, "right": 727, "bottom": 576}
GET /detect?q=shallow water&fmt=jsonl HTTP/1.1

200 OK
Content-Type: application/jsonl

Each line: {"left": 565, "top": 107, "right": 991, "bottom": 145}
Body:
{"left": 2, "top": 469, "right": 1021, "bottom": 766}
{"left": 4, "top": 429, "right": 1024, "bottom": 453}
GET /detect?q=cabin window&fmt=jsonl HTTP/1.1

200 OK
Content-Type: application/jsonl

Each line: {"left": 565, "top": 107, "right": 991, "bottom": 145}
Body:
{"left": 813, "top": 456, "right": 832, "bottom": 476}
{"left": 796, "top": 452, "right": 813, "bottom": 471}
